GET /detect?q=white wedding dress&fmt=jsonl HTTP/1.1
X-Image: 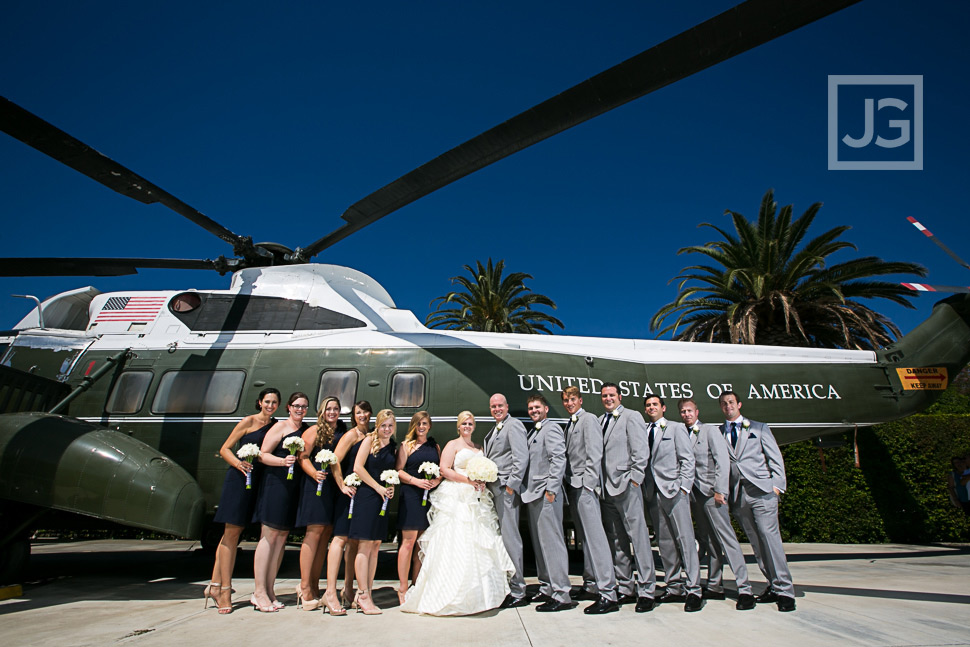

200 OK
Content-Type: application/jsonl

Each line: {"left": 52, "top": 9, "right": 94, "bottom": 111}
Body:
{"left": 400, "top": 448, "right": 514, "bottom": 616}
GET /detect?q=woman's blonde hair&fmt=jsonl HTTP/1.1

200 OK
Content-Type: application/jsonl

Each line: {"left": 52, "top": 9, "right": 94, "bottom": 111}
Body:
{"left": 314, "top": 396, "right": 340, "bottom": 448}
{"left": 370, "top": 409, "right": 396, "bottom": 455}
{"left": 404, "top": 411, "right": 431, "bottom": 451}
{"left": 456, "top": 410, "right": 475, "bottom": 434}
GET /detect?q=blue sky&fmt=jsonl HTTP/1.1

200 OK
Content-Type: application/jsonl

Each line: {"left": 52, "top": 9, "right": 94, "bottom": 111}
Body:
{"left": 2, "top": 1, "right": 968, "bottom": 341}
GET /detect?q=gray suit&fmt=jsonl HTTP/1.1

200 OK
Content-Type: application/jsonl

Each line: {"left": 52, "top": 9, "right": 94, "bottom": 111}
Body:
{"left": 564, "top": 409, "right": 617, "bottom": 601}
{"left": 522, "top": 420, "right": 571, "bottom": 603}
{"left": 643, "top": 418, "right": 700, "bottom": 596}
{"left": 722, "top": 417, "right": 793, "bottom": 597}
{"left": 690, "top": 422, "right": 751, "bottom": 595}
{"left": 484, "top": 414, "right": 529, "bottom": 598}
{"left": 599, "top": 406, "right": 656, "bottom": 598}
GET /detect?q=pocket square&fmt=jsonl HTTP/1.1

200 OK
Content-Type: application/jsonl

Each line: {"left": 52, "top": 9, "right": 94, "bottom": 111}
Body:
{"left": 748, "top": 433, "right": 757, "bottom": 438}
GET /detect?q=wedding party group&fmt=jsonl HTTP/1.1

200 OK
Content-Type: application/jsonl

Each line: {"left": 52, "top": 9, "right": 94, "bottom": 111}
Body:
{"left": 202, "top": 381, "right": 794, "bottom": 617}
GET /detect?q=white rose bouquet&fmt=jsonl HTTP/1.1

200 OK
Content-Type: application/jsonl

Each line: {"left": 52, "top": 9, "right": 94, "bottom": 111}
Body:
{"left": 314, "top": 449, "right": 338, "bottom": 496}
{"left": 379, "top": 470, "right": 400, "bottom": 516}
{"left": 282, "top": 436, "right": 305, "bottom": 480}
{"left": 344, "top": 473, "right": 362, "bottom": 518}
{"left": 418, "top": 462, "right": 440, "bottom": 506}
{"left": 465, "top": 456, "right": 499, "bottom": 483}
{"left": 237, "top": 443, "right": 260, "bottom": 489}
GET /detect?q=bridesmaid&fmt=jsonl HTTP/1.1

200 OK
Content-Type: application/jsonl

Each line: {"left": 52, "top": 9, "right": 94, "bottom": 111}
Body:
{"left": 324, "top": 400, "right": 372, "bottom": 614}
{"left": 206, "top": 387, "right": 280, "bottom": 614}
{"left": 395, "top": 411, "right": 441, "bottom": 603}
{"left": 251, "top": 391, "right": 309, "bottom": 612}
{"left": 349, "top": 409, "right": 398, "bottom": 615}
{"left": 294, "top": 396, "right": 345, "bottom": 610}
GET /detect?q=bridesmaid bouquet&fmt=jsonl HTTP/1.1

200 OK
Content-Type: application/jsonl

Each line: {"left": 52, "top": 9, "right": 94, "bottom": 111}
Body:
{"left": 418, "top": 462, "right": 440, "bottom": 506}
{"left": 237, "top": 443, "right": 261, "bottom": 489}
{"left": 465, "top": 456, "right": 499, "bottom": 483}
{"left": 282, "top": 436, "right": 305, "bottom": 480}
{"left": 344, "top": 474, "right": 362, "bottom": 518}
{"left": 379, "top": 470, "right": 400, "bottom": 516}
{"left": 314, "top": 449, "right": 338, "bottom": 496}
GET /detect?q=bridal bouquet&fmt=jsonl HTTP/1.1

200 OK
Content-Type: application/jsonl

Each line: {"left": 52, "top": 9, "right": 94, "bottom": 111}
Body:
{"left": 236, "top": 443, "right": 260, "bottom": 489}
{"left": 379, "top": 470, "right": 400, "bottom": 516}
{"left": 282, "top": 436, "right": 305, "bottom": 480}
{"left": 345, "top": 473, "right": 362, "bottom": 518}
{"left": 314, "top": 449, "right": 338, "bottom": 496}
{"left": 418, "top": 461, "right": 440, "bottom": 506}
{"left": 465, "top": 456, "right": 498, "bottom": 483}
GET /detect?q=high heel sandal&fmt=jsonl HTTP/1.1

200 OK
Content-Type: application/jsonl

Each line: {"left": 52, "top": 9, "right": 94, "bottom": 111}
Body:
{"left": 356, "top": 589, "right": 382, "bottom": 615}
{"left": 217, "top": 586, "right": 234, "bottom": 615}
{"left": 203, "top": 582, "right": 221, "bottom": 609}
{"left": 250, "top": 594, "right": 278, "bottom": 613}
{"left": 323, "top": 591, "right": 347, "bottom": 616}
{"left": 397, "top": 588, "right": 408, "bottom": 605}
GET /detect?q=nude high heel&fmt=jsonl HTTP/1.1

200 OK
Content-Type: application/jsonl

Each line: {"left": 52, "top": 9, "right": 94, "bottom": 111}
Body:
{"left": 323, "top": 591, "right": 348, "bottom": 616}
{"left": 217, "top": 586, "right": 234, "bottom": 615}
{"left": 203, "top": 582, "right": 220, "bottom": 609}
{"left": 297, "top": 587, "right": 322, "bottom": 611}
{"left": 356, "top": 589, "right": 382, "bottom": 615}
{"left": 250, "top": 594, "right": 278, "bottom": 613}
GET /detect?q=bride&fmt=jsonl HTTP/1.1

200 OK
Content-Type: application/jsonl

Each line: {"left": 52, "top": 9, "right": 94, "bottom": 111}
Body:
{"left": 400, "top": 410, "right": 514, "bottom": 616}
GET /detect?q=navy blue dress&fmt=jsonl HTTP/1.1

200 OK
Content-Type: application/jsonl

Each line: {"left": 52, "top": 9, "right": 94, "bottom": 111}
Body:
{"left": 332, "top": 434, "right": 364, "bottom": 537}
{"left": 397, "top": 438, "right": 439, "bottom": 532}
{"left": 348, "top": 439, "right": 398, "bottom": 541}
{"left": 295, "top": 422, "right": 346, "bottom": 527}
{"left": 213, "top": 419, "right": 276, "bottom": 525}
{"left": 252, "top": 422, "right": 307, "bottom": 531}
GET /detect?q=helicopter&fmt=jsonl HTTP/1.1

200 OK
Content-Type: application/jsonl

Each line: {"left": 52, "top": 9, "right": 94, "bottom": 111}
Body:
{"left": 2, "top": 0, "right": 969, "bottom": 580}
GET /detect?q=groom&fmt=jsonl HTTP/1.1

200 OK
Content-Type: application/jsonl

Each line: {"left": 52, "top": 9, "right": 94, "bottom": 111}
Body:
{"left": 484, "top": 392, "right": 530, "bottom": 608}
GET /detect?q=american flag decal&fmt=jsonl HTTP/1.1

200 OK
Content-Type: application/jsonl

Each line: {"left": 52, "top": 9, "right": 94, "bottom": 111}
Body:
{"left": 94, "top": 296, "right": 168, "bottom": 323}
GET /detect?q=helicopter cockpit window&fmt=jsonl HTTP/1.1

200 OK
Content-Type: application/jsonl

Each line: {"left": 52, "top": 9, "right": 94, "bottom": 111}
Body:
{"left": 169, "top": 292, "right": 202, "bottom": 313}
{"left": 151, "top": 370, "right": 246, "bottom": 414}
{"left": 105, "top": 371, "right": 153, "bottom": 414}
{"left": 317, "top": 370, "right": 358, "bottom": 415}
{"left": 390, "top": 371, "right": 425, "bottom": 408}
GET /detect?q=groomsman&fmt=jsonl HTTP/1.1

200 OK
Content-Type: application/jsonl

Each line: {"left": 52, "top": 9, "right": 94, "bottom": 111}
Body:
{"left": 641, "top": 395, "right": 703, "bottom": 612}
{"left": 678, "top": 398, "right": 755, "bottom": 610}
{"left": 484, "top": 393, "right": 530, "bottom": 608}
{"left": 561, "top": 386, "right": 619, "bottom": 614}
{"left": 521, "top": 394, "right": 575, "bottom": 612}
{"left": 598, "top": 383, "right": 656, "bottom": 612}
{"left": 718, "top": 391, "right": 795, "bottom": 612}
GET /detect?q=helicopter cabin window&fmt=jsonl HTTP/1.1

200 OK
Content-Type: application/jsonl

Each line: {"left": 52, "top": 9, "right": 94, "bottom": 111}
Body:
{"left": 390, "top": 372, "right": 425, "bottom": 408}
{"left": 168, "top": 293, "right": 366, "bottom": 331}
{"left": 152, "top": 370, "right": 246, "bottom": 414}
{"left": 317, "top": 370, "right": 358, "bottom": 415}
{"left": 105, "top": 371, "right": 153, "bottom": 414}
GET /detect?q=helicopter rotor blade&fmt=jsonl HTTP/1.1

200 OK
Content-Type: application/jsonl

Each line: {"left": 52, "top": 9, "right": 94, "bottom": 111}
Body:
{"left": 0, "top": 96, "right": 264, "bottom": 263}
{"left": 295, "top": 0, "right": 862, "bottom": 261}
{"left": 907, "top": 216, "right": 970, "bottom": 273}
{"left": 901, "top": 282, "right": 970, "bottom": 295}
{"left": 0, "top": 257, "right": 231, "bottom": 277}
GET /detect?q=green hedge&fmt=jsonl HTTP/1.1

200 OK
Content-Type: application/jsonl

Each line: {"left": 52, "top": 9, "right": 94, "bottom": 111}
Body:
{"left": 777, "top": 414, "right": 970, "bottom": 543}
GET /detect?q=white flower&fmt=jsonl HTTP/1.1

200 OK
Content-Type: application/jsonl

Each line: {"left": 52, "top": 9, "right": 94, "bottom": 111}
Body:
{"left": 659, "top": 421, "right": 667, "bottom": 431}
{"left": 465, "top": 456, "right": 499, "bottom": 482}
{"left": 742, "top": 419, "right": 751, "bottom": 430}
{"left": 611, "top": 409, "right": 620, "bottom": 419}
{"left": 282, "top": 436, "right": 305, "bottom": 454}
{"left": 496, "top": 422, "right": 504, "bottom": 431}
{"left": 315, "top": 449, "right": 337, "bottom": 467}
{"left": 380, "top": 470, "right": 400, "bottom": 485}
{"left": 418, "top": 462, "right": 440, "bottom": 478}
{"left": 535, "top": 421, "right": 543, "bottom": 430}
{"left": 237, "top": 443, "right": 260, "bottom": 460}
{"left": 690, "top": 424, "right": 699, "bottom": 434}
{"left": 343, "top": 474, "right": 362, "bottom": 487}
{"left": 570, "top": 414, "right": 578, "bottom": 423}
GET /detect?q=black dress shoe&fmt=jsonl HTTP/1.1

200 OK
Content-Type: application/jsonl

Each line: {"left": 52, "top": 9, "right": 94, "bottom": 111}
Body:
{"left": 756, "top": 588, "right": 778, "bottom": 604}
{"left": 535, "top": 600, "right": 578, "bottom": 613}
{"left": 570, "top": 588, "right": 599, "bottom": 601}
{"left": 776, "top": 595, "right": 796, "bottom": 612}
{"left": 502, "top": 594, "right": 530, "bottom": 608}
{"left": 656, "top": 590, "right": 687, "bottom": 604}
{"left": 684, "top": 594, "right": 703, "bottom": 612}
{"left": 634, "top": 596, "right": 655, "bottom": 613}
{"left": 530, "top": 591, "right": 553, "bottom": 604}
{"left": 584, "top": 597, "right": 620, "bottom": 614}
{"left": 616, "top": 593, "right": 638, "bottom": 605}
{"left": 736, "top": 593, "right": 755, "bottom": 610}
{"left": 701, "top": 589, "right": 725, "bottom": 600}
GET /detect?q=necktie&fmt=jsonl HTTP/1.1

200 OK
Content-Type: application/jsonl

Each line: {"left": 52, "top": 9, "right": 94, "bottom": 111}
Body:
{"left": 730, "top": 422, "right": 738, "bottom": 449}
{"left": 648, "top": 422, "right": 656, "bottom": 447}
{"left": 601, "top": 415, "right": 611, "bottom": 434}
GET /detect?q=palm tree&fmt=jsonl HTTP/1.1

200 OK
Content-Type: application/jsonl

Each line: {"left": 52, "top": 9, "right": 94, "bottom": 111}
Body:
{"left": 650, "top": 189, "right": 927, "bottom": 349}
{"left": 425, "top": 258, "right": 564, "bottom": 334}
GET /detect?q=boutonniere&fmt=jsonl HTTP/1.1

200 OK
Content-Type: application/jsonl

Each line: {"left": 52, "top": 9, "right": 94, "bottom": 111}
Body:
{"left": 496, "top": 422, "right": 504, "bottom": 431}
{"left": 535, "top": 421, "right": 543, "bottom": 430}
{"left": 570, "top": 414, "right": 578, "bottom": 423}
{"left": 742, "top": 419, "right": 750, "bottom": 430}
{"left": 611, "top": 409, "right": 620, "bottom": 419}
{"left": 690, "top": 424, "right": 699, "bottom": 435}
{"left": 659, "top": 422, "right": 667, "bottom": 431}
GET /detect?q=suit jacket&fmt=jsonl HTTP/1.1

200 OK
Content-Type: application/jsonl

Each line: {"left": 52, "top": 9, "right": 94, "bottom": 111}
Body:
{"left": 599, "top": 405, "right": 649, "bottom": 497}
{"left": 484, "top": 414, "right": 529, "bottom": 493}
{"left": 643, "top": 417, "right": 695, "bottom": 499}
{"left": 520, "top": 420, "right": 567, "bottom": 504}
{"left": 720, "top": 418, "right": 787, "bottom": 495}
{"left": 691, "top": 421, "right": 729, "bottom": 497}
{"left": 564, "top": 409, "right": 604, "bottom": 492}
